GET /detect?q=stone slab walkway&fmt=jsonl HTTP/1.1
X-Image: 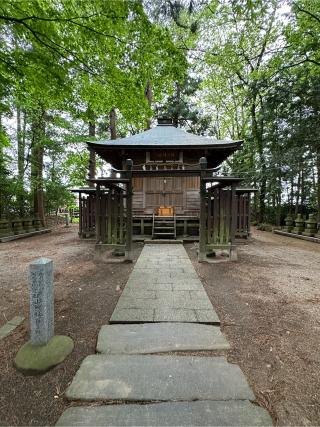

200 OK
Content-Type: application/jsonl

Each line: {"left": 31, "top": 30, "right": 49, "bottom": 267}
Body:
{"left": 65, "top": 355, "right": 254, "bottom": 401}
{"left": 110, "top": 244, "right": 219, "bottom": 323}
{"left": 57, "top": 400, "right": 272, "bottom": 426}
{"left": 57, "top": 242, "right": 272, "bottom": 426}
{"left": 97, "top": 323, "right": 230, "bottom": 354}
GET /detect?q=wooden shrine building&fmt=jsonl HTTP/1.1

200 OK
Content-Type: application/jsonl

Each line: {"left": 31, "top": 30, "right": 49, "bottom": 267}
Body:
{"left": 73, "top": 119, "right": 254, "bottom": 261}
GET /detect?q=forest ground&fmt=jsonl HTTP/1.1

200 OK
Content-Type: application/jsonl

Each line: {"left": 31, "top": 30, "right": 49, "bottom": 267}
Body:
{"left": 0, "top": 225, "right": 319, "bottom": 426}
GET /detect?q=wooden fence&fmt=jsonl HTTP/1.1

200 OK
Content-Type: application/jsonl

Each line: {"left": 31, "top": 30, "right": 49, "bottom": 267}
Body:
{"left": 79, "top": 194, "right": 95, "bottom": 238}
{"left": 199, "top": 157, "right": 240, "bottom": 261}
{"left": 95, "top": 187, "right": 126, "bottom": 245}
{"left": 93, "top": 160, "right": 133, "bottom": 260}
{"left": 236, "top": 192, "right": 251, "bottom": 238}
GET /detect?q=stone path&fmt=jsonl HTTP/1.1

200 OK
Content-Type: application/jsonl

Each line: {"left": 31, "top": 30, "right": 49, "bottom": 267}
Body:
{"left": 110, "top": 244, "right": 219, "bottom": 323}
{"left": 57, "top": 401, "right": 270, "bottom": 426}
{"left": 57, "top": 243, "right": 272, "bottom": 426}
{"left": 96, "top": 323, "right": 230, "bottom": 354}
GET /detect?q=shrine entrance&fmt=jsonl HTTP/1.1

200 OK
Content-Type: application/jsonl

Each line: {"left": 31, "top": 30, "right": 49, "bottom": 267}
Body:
{"left": 144, "top": 177, "right": 184, "bottom": 214}
{"left": 72, "top": 158, "right": 256, "bottom": 262}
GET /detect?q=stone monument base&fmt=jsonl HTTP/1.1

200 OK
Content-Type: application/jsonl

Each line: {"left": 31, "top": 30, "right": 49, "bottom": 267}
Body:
{"left": 302, "top": 231, "right": 316, "bottom": 237}
{"left": 14, "top": 335, "right": 74, "bottom": 375}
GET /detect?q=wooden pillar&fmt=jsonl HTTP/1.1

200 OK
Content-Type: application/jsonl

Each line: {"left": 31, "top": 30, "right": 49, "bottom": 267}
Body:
{"left": 230, "top": 183, "right": 237, "bottom": 244}
{"left": 230, "top": 182, "right": 237, "bottom": 260}
{"left": 242, "top": 195, "right": 246, "bottom": 236}
{"left": 119, "top": 192, "right": 124, "bottom": 244}
{"left": 125, "top": 159, "right": 133, "bottom": 261}
{"left": 198, "top": 157, "right": 207, "bottom": 262}
{"left": 247, "top": 192, "right": 252, "bottom": 237}
{"left": 95, "top": 184, "right": 101, "bottom": 243}
{"left": 78, "top": 192, "right": 82, "bottom": 237}
{"left": 183, "top": 219, "right": 187, "bottom": 236}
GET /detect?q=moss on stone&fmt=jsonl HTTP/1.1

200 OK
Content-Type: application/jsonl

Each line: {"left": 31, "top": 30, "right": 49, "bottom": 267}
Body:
{"left": 14, "top": 335, "right": 74, "bottom": 375}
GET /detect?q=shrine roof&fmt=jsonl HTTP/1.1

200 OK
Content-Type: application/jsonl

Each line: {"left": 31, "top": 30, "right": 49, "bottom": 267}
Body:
{"left": 87, "top": 124, "right": 243, "bottom": 149}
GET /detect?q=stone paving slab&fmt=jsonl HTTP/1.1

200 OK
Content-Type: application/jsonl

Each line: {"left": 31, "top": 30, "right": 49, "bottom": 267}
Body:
{"left": 0, "top": 323, "right": 18, "bottom": 340}
{"left": 153, "top": 308, "right": 197, "bottom": 322}
{"left": 126, "top": 278, "right": 202, "bottom": 287}
{"left": 115, "top": 296, "right": 213, "bottom": 310}
{"left": 0, "top": 316, "right": 25, "bottom": 340}
{"left": 97, "top": 323, "right": 229, "bottom": 354}
{"left": 65, "top": 355, "right": 255, "bottom": 401}
{"left": 56, "top": 400, "right": 272, "bottom": 426}
{"left": 110, "top": 308, "right": 154, "bottom": 323}
{"left": 121, "top": 289, "right": 157, "bottom": 299}
{"left": 126, "top": 283, "right": 174, "bottom": 291}
{"left": 111, "top": 244, "right": 219, "bottom": 324}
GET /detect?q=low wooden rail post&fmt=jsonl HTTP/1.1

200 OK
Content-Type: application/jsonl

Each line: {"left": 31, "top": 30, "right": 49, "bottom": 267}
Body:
{"left": 230, "top": 182, "right": 237, "bottom": 260}
{"left": 95, "top": 183, "right": 101, "bottom": 243}
{"left": 199, "top": 157, "right": 207, "bottom": 262}
{"left": 125, "top": 159, "right": 133, "bottom": 261}
{"left": 247, "top": 193, "right": 252, "bottom": 236}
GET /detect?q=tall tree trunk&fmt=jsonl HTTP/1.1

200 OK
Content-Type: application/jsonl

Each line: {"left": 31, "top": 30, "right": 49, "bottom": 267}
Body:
{"left": 172, "top": 82, "right": 181, "bottom": 127}
{"left": 145, "top": 80, "right": 153, "bottom": 130}
{"left": 289, "top": 174, "right": 294, "bottom": 214}
{"left": 300, "top": 169, "right": 305, "bottom": 213}
{"left": 31, "top": 107, "right": 45, "bottom": 225}
{"left": 17, "top": 107, "right": 25, "bottom": 216}
{"left": 88, "top": 108, "right": 96, "bottom": 188}
{"left": 251, "top": 95, "right": 266, "bottom": 223}
{"left": 294, "top": 171, "right": 301, "bottom": 216}
{"left": 0, "top": 113, "right": 5, "bottom": 216}
{"left": 276, "top": 174, "right": 282, "bottom": 226}
{"left": 317, "top": 149, "right": 320, "bottom": 223}
{"left": 109, "top": 108, "right": 117, "bottom": 140}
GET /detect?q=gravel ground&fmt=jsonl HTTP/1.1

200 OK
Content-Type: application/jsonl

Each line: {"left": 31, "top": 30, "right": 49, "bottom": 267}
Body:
{"left": 1, "top": 226, "right": 320, "bottom": 425}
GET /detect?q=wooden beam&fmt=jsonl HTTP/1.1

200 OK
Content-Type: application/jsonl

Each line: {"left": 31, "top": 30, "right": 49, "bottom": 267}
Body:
{"left": 89, "top": 178, "right": 130, "bottom": 184}
{"left": 132, "top": 169, "right": 201, "bottom": 177}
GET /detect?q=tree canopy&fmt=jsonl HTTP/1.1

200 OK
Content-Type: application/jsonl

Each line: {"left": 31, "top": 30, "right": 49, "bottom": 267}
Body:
{"left": 1, "top": 0, "right": 319, "bottom": 224}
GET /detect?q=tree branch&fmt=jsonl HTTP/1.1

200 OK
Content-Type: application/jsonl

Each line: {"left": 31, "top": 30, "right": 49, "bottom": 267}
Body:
{"left": 294, "top": 3, "right": 320, "bottom": 24}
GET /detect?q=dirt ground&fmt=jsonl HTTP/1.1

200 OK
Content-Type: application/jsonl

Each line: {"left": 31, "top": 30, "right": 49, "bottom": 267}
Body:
{"left": 0, "top": 225, "right": 143, "bottom": 426}
{"left": 187, "top": 230, "right": 320, "bottom": 426}
{"left": 0, "top": 225, "right": 320, "bottom": 426}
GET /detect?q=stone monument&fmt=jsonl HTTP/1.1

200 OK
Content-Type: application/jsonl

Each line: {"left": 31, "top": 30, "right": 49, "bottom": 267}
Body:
{"left": 29, "top": 258, "right": 54, "bottom": 345}
{"left": 283, "top": 214, "right": 294, "bottom": 233}
{"left": 292, "top": 214, "right": 305, "bottom": 235}
{"left": 14, "top": 258, "right": 74, "bottom": 374}
{"left": 302, "top": 213, "right": 317, "bottom": 237}
{"left": 65, "top": 213, "right": 70, "bottom": 228}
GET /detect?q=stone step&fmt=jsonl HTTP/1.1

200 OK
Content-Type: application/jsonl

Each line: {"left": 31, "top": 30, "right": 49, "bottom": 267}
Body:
{"left": 96, "top": 323, "right": 230, "bottom": 354}
{"left": 65, "top": 355, "right": 255, "bottom": 402}
{"left": 153, "top": 232, "right": 175, "bottom": 235}
{"left": 154, "top": 216, "right": 174, "bottom": 219}
{"left": 144, "top": 239, "right": 183, "bottom": 244}
{"left": 56, "top": 400, "right": 272, "bottom": 426}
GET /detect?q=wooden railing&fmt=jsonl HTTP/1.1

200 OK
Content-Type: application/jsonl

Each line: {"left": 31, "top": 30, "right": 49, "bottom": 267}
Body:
{"left": 198, "top": 157, "right": 240, "bottom": 261}
{"left": 0, "top": 216, "right": 44, "bottom": 239}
